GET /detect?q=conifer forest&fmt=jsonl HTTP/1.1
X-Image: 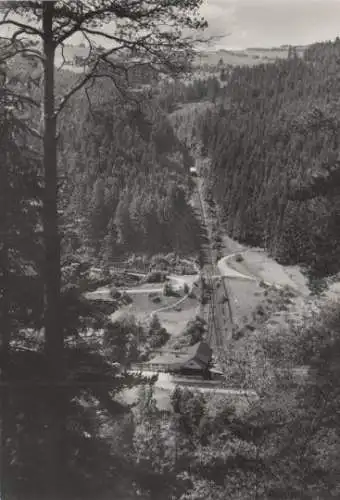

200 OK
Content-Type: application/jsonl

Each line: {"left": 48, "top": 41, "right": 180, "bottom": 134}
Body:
{"left": 1, "top": 2, "right": 340, "bottom": 499}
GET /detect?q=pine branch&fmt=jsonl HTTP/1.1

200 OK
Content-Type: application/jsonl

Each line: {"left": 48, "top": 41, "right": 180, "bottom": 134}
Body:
{"left": 55, "top": 44, "right": 125, "bottom": 116}
{"left": 0, "top": 18, "right": 43, "bottom": 38}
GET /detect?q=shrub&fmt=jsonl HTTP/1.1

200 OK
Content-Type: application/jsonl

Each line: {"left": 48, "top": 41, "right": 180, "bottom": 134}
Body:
{"left": 110, "top": 286, "right": 121, "bottom": 299}
{"left": 150, "top": 254, "right": 169, "bottom": 270}
{"left": 80, "top": 276, "right": 112, "bottom": 293}
{"left": 259, "top": 280, "right": 268, "bottom": 288}
{"left": 255, "top": 305, "right": 266, "bottom": 317}
{"left": 215, "top": 253, "right": 222, "bottom": 263}
{"left": 219, "top": 294, "right": 228, "bottom": 304}
{"left": 121, "top": 292, "right": 133, "bottom": 304}
{"left": 103, "top": 315, "right": 141, "bottom": 365}
{"left": 145, "top": 270, "right": 168, "bottom": 283}
{"left": 151, "top": 296, "right": 162, "bottom": 304}
{"left": 177, "top": 316, "right": 207, "bottom": 346}
{"left": 282, "top": 286, "right": 297, "bottom": 299}
{"left": 163, "top": 282, "right": 179, "bottom": 297}
{"left": 235, "top": 254, "right": 244, "bottom": 263}
{"left": 148, "top": 314, "right": 170, "bottom": 349}
{"left": 233, "top": 328, "right": 244, "bottom": 341}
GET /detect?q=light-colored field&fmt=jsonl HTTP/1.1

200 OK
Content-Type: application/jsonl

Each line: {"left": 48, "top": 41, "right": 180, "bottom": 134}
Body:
{"left": 215, "top": 230, "right": 313, "bottom": 332}
{"left": 110, "top": 292, "right": 181, "bottom": 321}
{"left": 110, "top": 291, "right": 199, "bottom": 336}
{"left": 326, "top": 282, "right": 340, "bottom": 301}
{"left": 154, "top": 298, "right": 199, "bottom": 336}
{"left": 87, "top": 274, "right": 198, "bottom": 298}
{"left": 225, "top": 278, "right": 266, "bottom": 328}
{"left": 86, "top": 270, "right": 200, "bottom": 339}
{"left": 225, "top": 250, "right": 310, "bottom": 296}
{"left": 194, "top": 46, "right": 307, "bottom": 67}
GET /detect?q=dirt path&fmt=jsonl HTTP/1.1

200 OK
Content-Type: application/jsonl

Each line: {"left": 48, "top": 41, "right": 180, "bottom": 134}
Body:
{"left": 86, "top": 273, "right": 198, "bottom": 299}
{"left": 217, "top": 254, "right": 257, "bottom": 281}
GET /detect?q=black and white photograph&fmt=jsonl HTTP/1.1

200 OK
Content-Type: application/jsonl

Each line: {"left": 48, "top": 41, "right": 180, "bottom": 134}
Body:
{"left": 1, "top": 0, "right": 340, "bottom": 498}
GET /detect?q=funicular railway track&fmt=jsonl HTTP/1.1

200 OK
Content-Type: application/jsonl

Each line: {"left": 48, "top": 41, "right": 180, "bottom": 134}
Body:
{"left": 193, "top": 177, "right": 233, "bottom": 351}
{"left": 120, "top": 176, "right": 234, "bottom": 384}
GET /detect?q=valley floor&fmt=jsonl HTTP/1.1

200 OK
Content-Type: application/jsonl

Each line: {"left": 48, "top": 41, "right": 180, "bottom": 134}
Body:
{"left": 86, "top": 177, "right": 340, "bottom": 414}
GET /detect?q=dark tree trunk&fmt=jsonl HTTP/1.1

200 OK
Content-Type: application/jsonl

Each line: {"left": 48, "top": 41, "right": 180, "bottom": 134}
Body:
{"left": 0, "top": 122, "right": 10, "bottom": 496}
{"left": 42, "top": 1, "right": 63, "bottom": 375}
{"left": 0, "top": 196, "right": 11, "bottom": 500}
{"left": 0, "top": 116, "right": 10, "bottom": 369}
{"left": 42, "top": 4, "right": 65, "bottom": 499}
{"left": 0, "top": 387, "right": 11, "bottom": 500}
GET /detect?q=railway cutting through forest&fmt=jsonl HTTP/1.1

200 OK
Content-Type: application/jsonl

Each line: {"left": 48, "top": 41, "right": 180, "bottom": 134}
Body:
{"left": 191, "top": 177, "right": 234, "bottom": 352}
{"left": 119, "top": 178, "right": 259, "bottom": 410}
{"left": 86, "top": 173, "right": 277, "bottom": 403}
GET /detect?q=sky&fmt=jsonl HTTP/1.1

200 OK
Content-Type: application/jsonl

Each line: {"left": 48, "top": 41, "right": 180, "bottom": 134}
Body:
{"left": 0, "top": 0, "right": 339, "bottom": 51}
{"left": 200, "top": 0, "right": 340, "bottom": 49}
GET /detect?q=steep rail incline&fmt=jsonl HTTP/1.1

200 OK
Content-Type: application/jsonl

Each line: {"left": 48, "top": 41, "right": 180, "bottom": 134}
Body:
{"left": 192, "top": 179, "right": 233, "bottom": 350}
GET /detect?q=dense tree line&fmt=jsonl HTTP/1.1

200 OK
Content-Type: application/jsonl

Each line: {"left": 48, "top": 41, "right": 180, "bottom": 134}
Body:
{"left": 0, "top": 1, "right": 208, "bottom": 499}
{"left": 131, "top": 299, "right": 340, "bottom": 499}
{"left": 59, "top": 85, "right": 202, "bottom": 265}
{"left": 156, "top": 75, "right": 222, "bottom": 113}
{"left": 2, "top": 3, "right": 340, "bottom": 499}
{"left": 0, "top": 98, "right": 143, "bottom": 500}
{"left": 197, "top": 38, "right": 340, "bottom": 277}
{"left": 0, "top": 104, "right": 43, "bottom": 365}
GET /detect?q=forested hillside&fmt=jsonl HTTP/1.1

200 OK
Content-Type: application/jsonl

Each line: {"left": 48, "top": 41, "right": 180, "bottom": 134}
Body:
{"left": 196, "top": 38, "right": 340, "bottom": 277}
{"left": 2, "top": 0, "right": 340, "bottom": 495}
{"left": 0, "top": 2, "right": 213, "bottom": 498}
{"left": 4, "top": 54, "right": 209, "bottom": 266}
{"left": 58, "top": 84, "right": 202, "bottom": 264}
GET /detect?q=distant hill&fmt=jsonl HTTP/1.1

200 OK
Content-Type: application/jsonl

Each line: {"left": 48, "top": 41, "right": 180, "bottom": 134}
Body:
{"left": 197, "top": 37, "right": 340, "bottom": 277}
{"left": 194, "top": 45, "right": 308, "bottom": 67}
{"left": 53, "top": 43, "right": 309, "bottom": 72}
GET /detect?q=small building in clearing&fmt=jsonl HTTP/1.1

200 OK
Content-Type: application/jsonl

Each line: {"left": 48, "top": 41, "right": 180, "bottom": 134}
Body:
{"left": 147, "top": 342, "right": 212, "bottom": 376}
{"left": 180, "top": 342, "right": 212, "bottom": 373}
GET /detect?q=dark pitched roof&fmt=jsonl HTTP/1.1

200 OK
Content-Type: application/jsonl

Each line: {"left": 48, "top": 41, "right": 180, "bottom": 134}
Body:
{"left": 182, "top": 342, "right": 212, "bottom": 369}
{"left": 146, "top": 342, "right": 213, "bottom": 371}
{"left": 194, "top": 342, "right": 212, "bottom": 365}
